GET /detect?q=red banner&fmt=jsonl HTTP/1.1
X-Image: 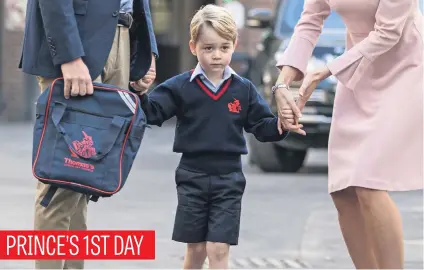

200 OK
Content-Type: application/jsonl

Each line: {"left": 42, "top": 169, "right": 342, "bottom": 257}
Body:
{"left": 0, "top": 230, "right": 155, "bottom": 260}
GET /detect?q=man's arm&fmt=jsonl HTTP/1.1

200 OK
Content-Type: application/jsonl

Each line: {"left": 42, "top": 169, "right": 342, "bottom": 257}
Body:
{"left": 38, "top": 0, "right": 85, "bottom": 65}
{"left": 143, "top": 0, "right": 158, "bottom": 58}
{"left": 38, "top": 0, "right": 92, "bottom": 99}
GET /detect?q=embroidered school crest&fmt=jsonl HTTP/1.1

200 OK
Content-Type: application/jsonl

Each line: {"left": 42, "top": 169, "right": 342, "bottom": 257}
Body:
{"left": 228, "top": 98, "right": 241, "bottom": 113}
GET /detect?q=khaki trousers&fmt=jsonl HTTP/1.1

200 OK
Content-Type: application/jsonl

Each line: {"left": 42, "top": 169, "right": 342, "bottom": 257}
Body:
{"left": 34, "top": 26, "right": 130, "bottom": 270}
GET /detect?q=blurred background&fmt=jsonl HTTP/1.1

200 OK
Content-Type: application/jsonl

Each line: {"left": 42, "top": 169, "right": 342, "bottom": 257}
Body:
{"left": 0, "top": 0, "right": 422, "bottom": 269}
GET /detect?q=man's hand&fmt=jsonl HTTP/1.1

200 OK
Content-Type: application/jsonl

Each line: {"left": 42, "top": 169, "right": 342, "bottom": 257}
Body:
{"left": 61, "top": 58, "right": 93, "bottom": 99}
{"left": 130, "top": 54, "right": 156, "bottom": 95}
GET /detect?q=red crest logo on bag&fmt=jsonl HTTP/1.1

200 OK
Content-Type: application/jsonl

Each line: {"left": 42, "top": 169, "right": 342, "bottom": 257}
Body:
{"left": 64, "top": 131, "right": 96, "bottom": 172}
{"left": 72, "top": 131, "right": 96, "bottom": 159}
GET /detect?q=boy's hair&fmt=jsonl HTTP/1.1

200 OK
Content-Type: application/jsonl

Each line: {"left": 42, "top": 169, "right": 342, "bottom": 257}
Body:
{"left": 190, "top": 4, "right": 238, "bottom": 44}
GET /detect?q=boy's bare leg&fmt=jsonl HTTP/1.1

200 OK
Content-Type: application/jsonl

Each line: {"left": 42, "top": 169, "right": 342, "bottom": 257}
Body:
{"left": 206, "top": 242, "right": 230, "bottom": 269}
{"left": 183, "top": 242, "right": 207, "bottom": 269}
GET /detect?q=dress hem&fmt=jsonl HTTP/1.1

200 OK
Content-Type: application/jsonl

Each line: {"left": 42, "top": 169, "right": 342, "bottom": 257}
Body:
{"left": 328, "top": 179, "right": 423, "bottom": 194}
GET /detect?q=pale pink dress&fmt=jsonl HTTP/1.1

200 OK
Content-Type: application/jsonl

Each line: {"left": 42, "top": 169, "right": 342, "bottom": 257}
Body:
{"left": 277, "top": 0, "right": 423, "bottom": 193}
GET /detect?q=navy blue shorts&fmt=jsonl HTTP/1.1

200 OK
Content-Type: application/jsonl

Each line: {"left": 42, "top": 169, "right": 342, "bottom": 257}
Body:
{"left": 172, "top": 166, "right": 246, "bottom": 245}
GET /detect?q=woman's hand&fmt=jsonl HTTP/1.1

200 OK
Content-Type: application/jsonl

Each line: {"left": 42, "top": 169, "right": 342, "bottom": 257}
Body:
{"left": 297, "top": 66, "right": 332, "bottom": 111}
{"left": 274, "top": 66, "right": 305, "bottom": 135}
{"left": 274, "top": 89, "right": 305, "bottom": 135}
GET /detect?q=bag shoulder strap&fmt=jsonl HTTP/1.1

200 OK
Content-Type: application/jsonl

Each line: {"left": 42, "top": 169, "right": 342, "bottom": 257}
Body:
{"left": 40, "top": 185, "right": 58, "bottom": 207}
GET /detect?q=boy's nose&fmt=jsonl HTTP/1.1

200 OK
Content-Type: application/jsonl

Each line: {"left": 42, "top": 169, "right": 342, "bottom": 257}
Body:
{"left": 212, "top": 51, "right": 221, "bottom": 59}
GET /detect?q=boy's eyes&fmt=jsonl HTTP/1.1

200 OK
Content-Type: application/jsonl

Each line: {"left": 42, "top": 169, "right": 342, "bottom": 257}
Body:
{"left": 203, "top": 46, "right": 230, "bottom": 51}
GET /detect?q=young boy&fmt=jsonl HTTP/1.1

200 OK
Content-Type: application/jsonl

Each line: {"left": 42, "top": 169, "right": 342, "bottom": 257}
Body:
{"left": 131, "top": 4, "right": 296, "bottom": 269}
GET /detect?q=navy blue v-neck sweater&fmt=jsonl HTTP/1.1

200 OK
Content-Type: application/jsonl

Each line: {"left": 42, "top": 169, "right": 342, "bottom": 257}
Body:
{"left": 140, "top": 71, "right": 288, "bottom": 174}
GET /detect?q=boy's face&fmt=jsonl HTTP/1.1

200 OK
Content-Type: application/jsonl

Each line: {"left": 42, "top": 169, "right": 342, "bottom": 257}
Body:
{"left": 189, "top": 25, "right": 236, "bottom": 77}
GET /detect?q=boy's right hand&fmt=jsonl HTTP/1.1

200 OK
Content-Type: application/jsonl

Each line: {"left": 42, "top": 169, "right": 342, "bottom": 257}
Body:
{"left": 130, "top": 68, "right": 156, "bottom": 95}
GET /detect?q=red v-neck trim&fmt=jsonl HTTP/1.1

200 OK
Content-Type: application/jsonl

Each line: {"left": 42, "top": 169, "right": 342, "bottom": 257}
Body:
{"left": 189, "top": 68, "right": 232, "bottom": 101}
{"left": 194, "top": 77, "right": 232, "bottom": 101}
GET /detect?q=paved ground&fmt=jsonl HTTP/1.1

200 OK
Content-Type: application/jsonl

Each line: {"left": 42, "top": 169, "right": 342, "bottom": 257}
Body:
{"left": 0, "top": 123, "right": 422, "bottom": 269}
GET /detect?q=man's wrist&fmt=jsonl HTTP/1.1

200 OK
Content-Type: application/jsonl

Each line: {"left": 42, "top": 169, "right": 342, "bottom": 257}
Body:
{"left": 61, "top": 57, "right": 83, "bottom": 66}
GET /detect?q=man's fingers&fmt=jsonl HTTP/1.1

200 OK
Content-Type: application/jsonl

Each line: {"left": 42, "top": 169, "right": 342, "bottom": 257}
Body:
{"left": 71, "top": 79, "right": 80, "bottom": 96}
{"left": 86, "top": 82, "right": 94, "bottom": 95}
{"left": 64, "top": 79, "right": 71, "bottom": 99}
{"left": 79, "top": 78, "right": 87, "bottom": 96}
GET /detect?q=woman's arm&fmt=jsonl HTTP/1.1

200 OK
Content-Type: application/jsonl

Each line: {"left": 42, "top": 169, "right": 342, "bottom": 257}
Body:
{"left": 327, "top": 0, "right": 414, "bottom": 90}
{"left": 273, "top": 0, "right": 331, "bottom": 130}
{"left": 276, "top": 0, "right": 332, "bottom": 82}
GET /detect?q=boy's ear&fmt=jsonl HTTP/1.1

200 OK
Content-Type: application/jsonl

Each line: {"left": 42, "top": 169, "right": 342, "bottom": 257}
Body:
{"left": 234, "top": 38, "right": 239, "bottom": 49}
{"left": 189, "top": 40, "right": 197, "bottom": 56}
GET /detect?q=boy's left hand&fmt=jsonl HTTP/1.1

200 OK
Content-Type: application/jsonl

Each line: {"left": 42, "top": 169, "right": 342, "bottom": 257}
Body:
{"left": 277, "top": 107, "right": 304, "bottom": 135}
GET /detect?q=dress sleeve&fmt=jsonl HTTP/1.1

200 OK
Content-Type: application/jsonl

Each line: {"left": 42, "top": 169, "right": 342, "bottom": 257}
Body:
{"left": 326, "top": 0, "right": 414, "bottom": 90}
{"left": 276, "top": 0, "right": 331, "bottom": 80}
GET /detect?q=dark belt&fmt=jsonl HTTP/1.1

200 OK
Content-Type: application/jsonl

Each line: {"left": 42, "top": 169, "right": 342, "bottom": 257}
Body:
{"left": 118, "top": 12, "right": 133, "bottom": 28}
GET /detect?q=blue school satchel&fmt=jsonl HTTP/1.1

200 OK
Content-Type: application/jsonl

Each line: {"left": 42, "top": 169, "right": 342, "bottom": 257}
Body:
{"left": 32, "top": 78, "right": 147, "bottom": 207}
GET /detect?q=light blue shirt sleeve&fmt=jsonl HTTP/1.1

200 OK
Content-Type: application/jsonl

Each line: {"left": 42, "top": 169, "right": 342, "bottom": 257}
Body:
{"left": 120, "top": 0, "right": 133, "bottom": 13}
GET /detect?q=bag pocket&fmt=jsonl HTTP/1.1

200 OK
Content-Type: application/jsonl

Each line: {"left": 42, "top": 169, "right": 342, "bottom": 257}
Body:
{"left": 49, "top": 102, "right": 128, "bottom": 192}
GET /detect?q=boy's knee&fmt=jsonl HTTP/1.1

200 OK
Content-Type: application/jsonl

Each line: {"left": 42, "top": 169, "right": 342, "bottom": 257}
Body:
{"left": 187, "top": 242, "right": 207, "bottom": 257}
{"left": 206, "top": 242, "right": 229, "bottom": 261}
